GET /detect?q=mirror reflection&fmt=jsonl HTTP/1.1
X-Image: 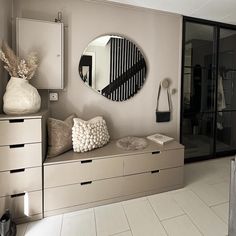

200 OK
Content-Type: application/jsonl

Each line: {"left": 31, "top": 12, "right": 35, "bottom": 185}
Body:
{"left": 79, "top": 35, "right": 147, "bottom": 101}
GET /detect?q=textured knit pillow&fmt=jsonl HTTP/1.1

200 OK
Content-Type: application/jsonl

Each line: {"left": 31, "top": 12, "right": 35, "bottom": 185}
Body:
{"left": 72, "top": 116, "right": 110, "bottom": 152}
{"left": 47, "top": 114, "right": 77, "bottom": 157}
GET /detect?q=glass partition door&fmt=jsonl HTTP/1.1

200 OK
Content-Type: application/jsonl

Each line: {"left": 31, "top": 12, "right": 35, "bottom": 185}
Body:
{"left": 216, "top": 28, "right": 236, "bottom": 154}
{"left": 181, "top": 18, "right": 236, "bottom": 161}
{"left": 182, "top": 21, "right": 217, "bottom": 160}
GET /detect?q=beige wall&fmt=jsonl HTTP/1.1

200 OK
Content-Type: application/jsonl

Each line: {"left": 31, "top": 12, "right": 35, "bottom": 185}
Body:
{"left": 14, "top": 0, "right": 182, "bottom": 139}
{"left": 0, "top": 0, "right": 12, "bottom": 113}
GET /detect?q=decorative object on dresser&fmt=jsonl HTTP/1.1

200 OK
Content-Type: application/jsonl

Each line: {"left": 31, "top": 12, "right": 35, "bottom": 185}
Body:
{"left": 0, "top": 41, "right": 41, "bottom": 115}
{"left": 116, "top": 136, "right": 148, "bottom": 151}
{"left": 0, "top": 111, "right": 48, "bottom": 223}
{"left": 43, "top": 139, "right": 184, "bottom": 217}
{"left": 47, "top": 114, "right": 77, "bottom": 158}
{"left": 72, "top": 116, "right": 110, "bottom": 152}
{"left": 147, "top": 133, "right": 174, "bottom": 145}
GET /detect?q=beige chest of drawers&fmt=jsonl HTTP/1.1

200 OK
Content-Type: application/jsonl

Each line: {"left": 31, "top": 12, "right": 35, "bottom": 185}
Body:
{"left": 0, "top": 111, "right": 47, "bottom": 223}
{"left": 44, "top": 139, "right": 184, "bottom": 217}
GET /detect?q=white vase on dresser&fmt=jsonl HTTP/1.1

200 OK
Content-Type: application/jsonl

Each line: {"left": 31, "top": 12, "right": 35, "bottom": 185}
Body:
{"left": 3, "top": 77, "right": 41, "bottom": 115}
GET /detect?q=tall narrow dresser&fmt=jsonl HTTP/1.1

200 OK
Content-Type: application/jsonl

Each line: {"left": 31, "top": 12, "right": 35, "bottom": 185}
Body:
{"left": 0, "top": 111, "right": 47, "bottom": 223}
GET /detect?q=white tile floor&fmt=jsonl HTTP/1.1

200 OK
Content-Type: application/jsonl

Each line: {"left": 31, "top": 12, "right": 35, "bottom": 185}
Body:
{"left": 17, "top": 156, "right": 232, "bottom": 236}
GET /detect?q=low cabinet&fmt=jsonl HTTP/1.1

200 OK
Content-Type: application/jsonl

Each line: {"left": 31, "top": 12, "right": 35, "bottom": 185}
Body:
{"left": 44, "top": 140, "right": 184, "bottom": 217}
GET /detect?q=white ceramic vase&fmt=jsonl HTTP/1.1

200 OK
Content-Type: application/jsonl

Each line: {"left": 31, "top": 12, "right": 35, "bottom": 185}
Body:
{"left": 3, "top": 77, "right": 41, "bottom": 115}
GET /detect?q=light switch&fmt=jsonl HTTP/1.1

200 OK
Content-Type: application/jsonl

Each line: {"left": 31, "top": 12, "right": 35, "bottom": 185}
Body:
{"left": 49, "top": 92, "right": 58, "bottom": 101}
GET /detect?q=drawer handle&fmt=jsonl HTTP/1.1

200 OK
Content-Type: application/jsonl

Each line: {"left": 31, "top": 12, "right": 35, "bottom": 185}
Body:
{"left": 81, "top": 160, "right": 92, "bottom": 164}
{"left": 151, "top": 170, "right": 160, "bottom": 174}
{"left": 10, "top": 144, "right": 25, "bottom": 149}
{"left": 80, "top": 181, "right": 92, "bottom": 185}
{"left": 9, "top": 119, "right": 24, "bottom": 123}
{"left": 152, "top": 151, "right": 160, "bottom": 155}
{"left": 10, "top": 168, "right": 25, "bottom": 174}
{"left": 11, "top": 193, "right": 25, "bottom": 198}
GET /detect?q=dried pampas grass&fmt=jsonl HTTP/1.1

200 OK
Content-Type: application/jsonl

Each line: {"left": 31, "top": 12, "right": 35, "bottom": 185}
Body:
{"left": 0, "top": 40, "right": 39, "bottom": 80}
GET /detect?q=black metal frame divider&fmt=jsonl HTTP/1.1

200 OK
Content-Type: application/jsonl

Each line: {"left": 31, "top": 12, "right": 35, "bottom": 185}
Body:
{"left": 181, "top": 16, "right": 236, "bottom": 163}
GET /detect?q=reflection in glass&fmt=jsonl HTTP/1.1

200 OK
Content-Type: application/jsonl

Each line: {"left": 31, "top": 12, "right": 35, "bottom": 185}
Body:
{"left": 216, "top": 111, "right": 236, "bottom": 153}
{"left": 182, "top": 22, "right": 216, "bottom": 159}
{"left": 216, "top": 29, "right": 236, "bottom": 153}
{"left": 79, "top": 35, "right": 147, "bottom": 101}
{"left": 218, "top": 29, "right": 236, "bottom": 111}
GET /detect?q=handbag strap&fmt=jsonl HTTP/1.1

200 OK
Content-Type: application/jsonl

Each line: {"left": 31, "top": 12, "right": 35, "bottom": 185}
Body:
{"left": 156, "top": 83, "right": 171, "bottom": 112}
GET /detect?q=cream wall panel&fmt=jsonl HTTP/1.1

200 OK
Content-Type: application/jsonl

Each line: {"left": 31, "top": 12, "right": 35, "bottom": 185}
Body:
{"left": 0, "top": 190, "right": 42, "bottom": 219}
{"left": 16, "top": 18, "right": 64, "bottom": 89}
{"left": 0, "top": 0, "right": 12, "bottom": 113}
{"left": 0, "top": 143, "right": 42, "bottom": 171}
{"left": 123, "top": 167, "right": 183, "bottom": 195}
{"left": 14, "top": 0, "right": 182, "bottom": 139}
{"left": 44, "top": 157, "right": 123, "bottom": 188}
{"left": 45, "top": 167, "right": 183, "bottom": 212}
{"left": 124, "top": 149, "right": 184, "bottom": 175}
{"left": 0, "top": 167, "right": 42, "bottom": 197}
{"left": 44, "top": 177, "right": 124, "bottom": 211}
{"left": 0, "top": 118, "right": 41, "bottom": 145}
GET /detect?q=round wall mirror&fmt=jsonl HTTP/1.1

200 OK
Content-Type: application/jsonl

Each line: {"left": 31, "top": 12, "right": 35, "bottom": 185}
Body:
{"left": 79, "top": 35, "right": 147, "bottom": 101}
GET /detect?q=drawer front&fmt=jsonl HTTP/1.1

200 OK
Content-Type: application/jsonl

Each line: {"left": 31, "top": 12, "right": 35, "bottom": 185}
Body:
{"left": 0, "top": 167, "right": 42, "bottom": 197}
{"left": 0, "top": 190, "right": 42, "bottom": 219}
{"left": 0, "top": 143, "right": 42, "bottom": 171}
{"left": 123, "top": 166, "right": 183, "bottom": 195}
{"left": 44, "top": 157, "right": 123, "bottom": 188}
{"left": 44, "top": 177, "right": 124, "bottom": 211}
{"left": 124, "top": 149, "right": 184, "bottom": 175}
{"left": 0, "top": 119, "right": 41, "bottom": 146}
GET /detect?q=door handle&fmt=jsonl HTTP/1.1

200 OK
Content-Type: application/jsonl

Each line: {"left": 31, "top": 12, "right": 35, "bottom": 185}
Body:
{"left": 11, "top": 193, "right": 25, "bottom": 198}
{"left": 10, "top": 168, "right": 25, "bottom": 174}
{"left": 81, "top": 160, "right": 92, "bottom": 164}
{"left": 10, "top": 144, "right": 25, "bottom": 149}
{"left": 152, "top": 151, "right": 160, "bottom": 155}
{"left": 80, "top": 181, "right": 92, "bottom": 185}
{"left": 9, "top": 119, "right": 24, "bottom": 123}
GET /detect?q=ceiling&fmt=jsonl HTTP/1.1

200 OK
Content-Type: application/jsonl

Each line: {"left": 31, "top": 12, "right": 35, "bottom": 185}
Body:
{"left": 104, "top": 0, "right": 236, "bottom": 25}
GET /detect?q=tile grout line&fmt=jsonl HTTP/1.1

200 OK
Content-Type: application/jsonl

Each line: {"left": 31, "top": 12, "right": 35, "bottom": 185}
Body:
{"left": 122, "top": 202, "right": 134, "bottom": 236}
{"left": 146, "top": 197, "right": 169, "bottom": 236}
{"left": 22, "top": 223, "right": 29, "bottom": 236}
{"left": 109, "top": 229, "right": 132, "bottom": 236}
{"left": 93, "top": 208, "right": 98, "bottom": 236}
{"left": 210, "top": 201, "right": 229, "bottom": 208}
{"left": 187, "top": 184, "right": 228, "bottom": 209}
{"left": 180, "top": 211, "right": 204, "bottom": 236}
{"left": 171, "top": 190, "right": 205, "bottom": 236}
{"left": 59, "top": 214, "right": 64, "bottom": 236}
{"left": 160, "top": 213, "right": 187, "bottom": 222}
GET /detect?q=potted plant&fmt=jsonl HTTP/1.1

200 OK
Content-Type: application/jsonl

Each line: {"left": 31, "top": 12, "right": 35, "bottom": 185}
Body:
{"left": 0, "top": 41, "right": 41, "bottom": 115}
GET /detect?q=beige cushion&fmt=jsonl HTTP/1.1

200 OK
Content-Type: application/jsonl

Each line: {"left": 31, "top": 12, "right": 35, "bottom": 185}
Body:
{"left": 47, "top": 114, "right": 77, "bottom": 157}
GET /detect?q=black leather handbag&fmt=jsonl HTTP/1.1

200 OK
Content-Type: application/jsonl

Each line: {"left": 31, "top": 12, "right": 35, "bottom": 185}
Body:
{"left": 156, "top": 84, "right": 171, "bottom": 122}
{"left": 0, "top": 210, "right": 16, "bottom": 236}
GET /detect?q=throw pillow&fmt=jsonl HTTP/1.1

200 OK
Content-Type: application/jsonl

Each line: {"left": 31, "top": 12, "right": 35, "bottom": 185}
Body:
{"left": 72, "top": 116, "right": 110, "bottom": 152}
{"left": 47, "top": 114, "right": 77, "bottom": 157}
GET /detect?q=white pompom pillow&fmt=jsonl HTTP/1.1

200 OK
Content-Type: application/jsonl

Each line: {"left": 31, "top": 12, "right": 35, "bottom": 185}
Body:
{"left": 72, "top": 116, "right": 110, "bottom": 152}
